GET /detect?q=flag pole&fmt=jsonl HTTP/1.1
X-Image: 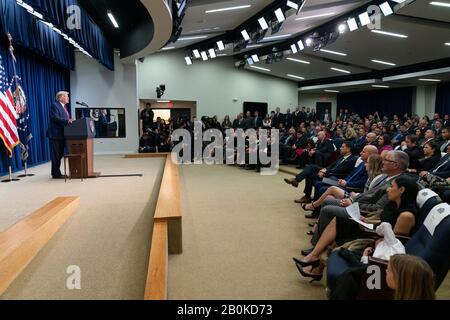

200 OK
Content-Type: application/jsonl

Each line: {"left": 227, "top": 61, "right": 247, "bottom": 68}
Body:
{"left": 1, "top": 152, "right": 20, "bottom": 183}
{"left": 7, "top": 33, "right": 33, "bottom": 178}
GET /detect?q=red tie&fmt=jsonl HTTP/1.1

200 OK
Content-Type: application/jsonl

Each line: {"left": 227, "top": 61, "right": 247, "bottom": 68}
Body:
{"left": 62, "top": 104, "right": 70, "bottom": 120}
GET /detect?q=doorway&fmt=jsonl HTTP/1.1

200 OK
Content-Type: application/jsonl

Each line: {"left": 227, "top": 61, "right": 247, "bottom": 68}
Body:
{"left": 316, "top": 102, "right": 332, "bottom": 121}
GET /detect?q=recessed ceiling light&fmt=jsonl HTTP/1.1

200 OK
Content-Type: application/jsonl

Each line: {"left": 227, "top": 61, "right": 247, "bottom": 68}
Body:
{"left": 217, "top": 40, "right": 225, "bottom": 51}
{"left": 430, "top": 2, "right": 450, "bottom": 8}
{"left": 331, "top": 67, "right": 351, "bottom": 74}
{"left": 379, "top": 2, "right": 394, "bottom": 16}
{"left": 287, "top": 1, "right": 299, "bottom": 10}
{"left": 107, "top": 11, "right": 119, "bottom": 28}
{"left": 250, "top": 66, "right": 271, "bottom": 72}
{"left": 179, "top": 35, "right": 209, "bottom": 41}
{"left": 274, "top": 8, "right": 285, "bottom": 23}
{"left": 290, "top": 44, "right": 298, "bottom": 54}
{"left": 287, "top": 74, "right": 305, "bottom": 80}
{"left": 241, "top": 30, "right": 250, "bottom": 41}
{"left": 371, "top": 30, "right": 408, "bottom": 38}
{"left": 320, "top": 49, "right": 347, "bottom": 56}
{"left": 372, "top": 85, "right": 390, "bottom": 88}
{"left": 157, "top": 100, "right": 171, "bottom": 103}
{"left": 297, "top": 40, "right": 305, "bottom": 50}
{"left": 324, "top": 90, "right": 340, "bottom": 93}
{"left": 161, "top": 47, "right": 175, "bottom": 51}
{"left": 338, "top": 24, "right": 347, "bottom": 34}
{"left": 258, "top": 17, "right": 269, "bottom": 30}
{"left": 184, "top": 56, "right": 192, "bottom": 65}
{"left": 445, "top": 42, "right": 450, "bottom": 46}
{"left": 305, "top": 38, "right": 313, "bottom": 46}
{"left": 287, "top": 57, "right": 310, "bottom": 64}
{"left": 206, "top": 5, "right": 251, "bottom": 13}
{"left": 208, "top": 49, "right": 216, "bottom": 58}
{"left": 296, "top": 12, "right": 335, "bottom": 20}
{"left": 359, "top": 12, "right": 371, "bottom": 26}
{"left": 347, "top": 18, "right": 358, "bottom": 31}
{"left": 419, "top": 78, "right": 441, "bottom": 82}
{"left": 192, "top": 50, "right": 201, "bottom": 58}
{"left": 200, "top": 51, "right": 208, "bottom": 61}
{"left": 251, "top": 54, "right": 260, "bottom": 63}
{"left": 371, "top": 59, "right": 396, "bottom": 66}
{"left": 247, "top": 44, "right": 263, "bottom": 48}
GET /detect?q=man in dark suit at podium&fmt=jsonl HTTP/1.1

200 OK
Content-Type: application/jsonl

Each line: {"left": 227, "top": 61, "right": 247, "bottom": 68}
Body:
{"left": 47, "top": 91, "right": 73, "bottom": 179}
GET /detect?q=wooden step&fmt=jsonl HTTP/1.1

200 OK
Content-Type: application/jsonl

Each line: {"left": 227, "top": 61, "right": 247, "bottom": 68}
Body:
{"left": 144, "top": 220, "right": 168, "bottom": 300}
{"left": 0, "top": 196, "right": 80, "bottom": 296}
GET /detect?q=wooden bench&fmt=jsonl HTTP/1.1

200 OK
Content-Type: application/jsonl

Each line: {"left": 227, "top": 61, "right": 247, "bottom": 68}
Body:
{"left": 143, "top": 154, "right": 182, "bottom": 300}
{"left": 0, "top": 196, "right": 80, "bottom": 296}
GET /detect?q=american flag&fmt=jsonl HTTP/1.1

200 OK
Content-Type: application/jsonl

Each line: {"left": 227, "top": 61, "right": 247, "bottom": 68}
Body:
{"left": 0, "top": 53, "right": 20, "bottom": 157}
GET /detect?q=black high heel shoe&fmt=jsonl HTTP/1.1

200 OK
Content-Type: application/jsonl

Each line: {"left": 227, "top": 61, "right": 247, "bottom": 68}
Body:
{"left": 301, "top": 202, "right": 316, "bottom": 211}
{"left": 294, "top": 262, "right": 323, "bottom": 282}
{"left": 292, "top": 257, "right": 320, "bottom": 268}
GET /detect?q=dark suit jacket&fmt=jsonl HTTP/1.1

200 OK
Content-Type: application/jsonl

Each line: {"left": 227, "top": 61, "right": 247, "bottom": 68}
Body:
{"left": 243, "top": 117, "right": 253, "bottom": 130}
{"left": 431, "top": 154, "right": 450, "bottom": 178}
{"left": 48, "top": 101, "right": 69, "bottom": 140}
{"left": 326, "top": 155, "right": 357, "bottom": 177}
{"left": 253, "top": 116, "right": 263, "bottom": 129}
{"left": 285, "top": 113, "right": 294, "bottom": 128}
{"left": 315, "top": 139, "right": 334, "bottom": 156}
{"left": 272, "top": 113, "right": 285, "bottom": 128}
{"left": 405, "top": 146, "right": 424, "bottom": 170}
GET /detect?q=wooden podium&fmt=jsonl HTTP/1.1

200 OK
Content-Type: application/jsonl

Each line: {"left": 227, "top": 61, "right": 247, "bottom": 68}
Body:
{"left": 64, "top": 118, "right": 100, "bottom": 178}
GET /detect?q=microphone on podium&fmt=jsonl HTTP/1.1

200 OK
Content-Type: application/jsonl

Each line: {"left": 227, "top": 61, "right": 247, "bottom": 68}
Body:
{"left": 76, "top": 101, "right": 89, "bottom": 107}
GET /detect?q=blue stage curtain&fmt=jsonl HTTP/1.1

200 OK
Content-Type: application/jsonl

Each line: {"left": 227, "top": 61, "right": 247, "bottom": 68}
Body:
{"left": 337, "top": 87, "right": 414, "bottom": 119}
{"left": 0, "top": 43, "right": 70, "bottom": 176}
{"left": 25, "top": 0, "right": 114, "bottom": 70}
{"left": 435, "top": 82, "right": 450, "bottom": 117}
{"left": 0, "top": 0, "right": 75, "bottom": 69}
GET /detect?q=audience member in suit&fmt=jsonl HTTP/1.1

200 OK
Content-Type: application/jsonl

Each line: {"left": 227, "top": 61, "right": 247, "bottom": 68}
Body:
{"left": 420, "top": 128, "right": 436, "bottom": 147}
{"left": 284, "top": 141, "right": 356, "bottom": 203}
{"left": 140, "top": 102, "right": 154, "bottom": 133}
{"left": 365, "top": 132, "right": 378, "bottom": 147}
{"left": 443, "top": 115, "right": 450, "bottom": 127}
{"left": 285, "top": 109, "right": 294, "bottom": 129}
{"left": 419, "top": 144, "right": 450, "bottom": 179}
{"left": 401, "top": 135, "right": 424, "bottom": 170}
{"left": 302, "top": 150, "right": 382, "bottom": 212}
{"left": 392, "top": 124, "right": 408, "bottom": 147}
{"left": 252, "top": 111, "right": 263, "bottom": 129}
{"left": 272, "top": 107, "right": 284, "bottom": 129}
{"left": 139, "top": 131, "right": 159, "bottom": 153}
{"left": 47, "top": 91, "right": 73, "bottom": 179}
{"left": 439, "top": 127, "right": 450, "bottom": 155}
{"left": 311, "top": 131, "right": 335, "bottom": 167}
{"left": 280, "top": 129, "right": 298, "bottom": 163}
{"left": 322, "top": 108, "right": 332, "bottom": 123}
{"left": 408, "top": 141, "right": 441, "bottom": 174}
{"left": 242, "top": 111, "right": 253, "bottom": 131}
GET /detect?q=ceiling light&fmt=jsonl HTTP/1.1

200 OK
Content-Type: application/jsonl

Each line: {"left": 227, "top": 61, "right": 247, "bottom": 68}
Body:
{"left": 200, "top": 51, "right": 208, "bottom": 61}
{"left": 251, "top": 66, "right": 271, "bottom": 72}
{"left": 208, "top": 49, "right": 216, "bottom": 58}
{"left": 258, "top": 17, "right": 269, "bottom": 30}
{"left": 297, "top": 40, "right": 305, "bottom": 50}
{"left": 359, "top": 12, "right": 371, "bottom": 26}
{"left": 379, "top": 2, "right": 394, "bottom": 16}
{"left": 324, "top": 90, "right": 340, "bottom": 93}
{"left": 338, "top": 24, "right": 347, "bottom": 34}
{"left": 107, "top": 11, "right": 119, "bottom": 28}
{"left": 371, "top": 30, "right": 408, "bottom": 38}
{"left": 241, "top": 30, "right": 250, "bottom": 41}
{"left": 320, "top": 49, "right": 347, "bottom": 56}
{"left": 418, "top": 78, "right": 441, "bottom": 82}
{"left": 290, "top": 44, "right": 298, "bottom": 53}
{"left": 430, "top": 2, "right": 450, "bottom": 8}
{"left": 263, "top": 34, "right": 292, "bottom": 41}
{"left": 331, "top": 67, "right": 351, "bottom": 74}
{"left": 247, "top": 57, "right": 254, "bottom": 65}
{"left": 185, "top": 56, "right": 192, "bottom": 65}
{"left": 445, "top": 42, "right": 450, "bottom": 46}
{"left": 371, "top": 59, "right": 396, "bottom": 66}
{"left": 287, "top": 1, "right": 299, "bottom": 10}
{"left": 287, "top": 57, "right": 310, "bottom": 64}
{"left": 178, "top": 35, "right": 209, "bottom": 40}
{"left": 252, "top": 54, "right": 260, "bottom": 63}
{"left": 217, "top": 40, "right": 225, "bottom": 51}
{"left": 192, "top": 49, "right": 200, "bottom": 58}
{"left": 161, "top": 47, "right": 175, "bottom": 51}
{"left": 275, "top": 8, "right": 285, "bottom": 23}
{"left": 205, "top": 5, "right": 251, "bottom": 13}
{"left": 347, "top": 18, "right": 358, "bottom": 31}
{"left": 217, "top": 54, "right": 227, "bottom": 57}
{"left": 372, "top": 85, "right": 390, "bottom": 88}
{"left": 287, "top": 74, "right": 305, "bottom": 80}
{"left": 296, "top": 12, "right": 335, "bottom": 20}
{"left": 305, "top": 38, "right": 313, "bottom": 46}
{"left": 247, "top": 44, "right": 263, "bottom": 48}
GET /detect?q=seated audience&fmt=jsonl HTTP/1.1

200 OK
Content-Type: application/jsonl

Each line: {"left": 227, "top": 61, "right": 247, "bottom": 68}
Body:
{"left": 408, "top": 141, "right": 441, "bottom": 173}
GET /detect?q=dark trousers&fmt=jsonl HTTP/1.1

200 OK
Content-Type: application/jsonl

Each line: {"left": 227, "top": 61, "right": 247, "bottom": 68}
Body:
{"left": 295, "top": 164, "right": 322, "bottom": 196}
{"left": 50, "top": 138, "right": 65, "bottom": 177}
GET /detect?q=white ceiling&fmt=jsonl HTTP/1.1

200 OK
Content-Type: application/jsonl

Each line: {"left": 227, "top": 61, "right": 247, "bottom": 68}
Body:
{"left": 162, "top": 0, "right": 450, "bottom": 92}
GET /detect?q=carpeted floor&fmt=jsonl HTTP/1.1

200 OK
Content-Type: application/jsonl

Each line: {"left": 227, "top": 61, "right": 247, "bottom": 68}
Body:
{"left": 0, "top": 156, "right": 165, "bottom": 300}
{"left": 168, "top": 164, "right": 327, "bottom": 300}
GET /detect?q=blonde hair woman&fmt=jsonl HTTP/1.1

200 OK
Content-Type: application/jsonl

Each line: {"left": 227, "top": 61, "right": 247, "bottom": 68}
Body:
{"left": 387, "top": 254, "right": 435, "bottom": 300}
{"left": 346, "top": 128, "right": 357, "bottom": 140}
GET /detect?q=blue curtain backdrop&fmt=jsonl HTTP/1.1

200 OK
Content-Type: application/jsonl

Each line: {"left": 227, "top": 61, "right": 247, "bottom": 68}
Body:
{"left": 0, "top": 43, "right": 70, "bottom": 176}
{"left": 337, "top": 87, "right": 414, "bottom": 118}
{"left": 435, "top": 82, "right": 450, "bottom": 117}
{"left": 0, "top": 0, "right": 113, "bottom": 70}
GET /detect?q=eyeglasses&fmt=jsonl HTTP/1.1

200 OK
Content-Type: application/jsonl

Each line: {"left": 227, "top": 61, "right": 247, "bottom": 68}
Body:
{"left": 383, "top": 159, "right": 397, "bottom": 164}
